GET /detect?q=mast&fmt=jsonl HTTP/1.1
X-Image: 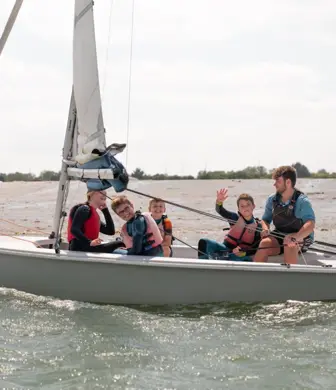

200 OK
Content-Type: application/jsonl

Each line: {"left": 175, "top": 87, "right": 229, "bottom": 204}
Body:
{"left": 51, "top": 89, "right": 77, "bottom": 249}
{"left": 51, "top": 0, "right": 129, "bottom": 248}
{"left": 0, "top": 0, "right": 24, "bottom": 56}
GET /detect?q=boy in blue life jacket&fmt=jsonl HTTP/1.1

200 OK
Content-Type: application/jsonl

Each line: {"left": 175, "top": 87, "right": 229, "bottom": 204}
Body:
{"left": 111, "top": 195, "right": 164, "bottom": 257}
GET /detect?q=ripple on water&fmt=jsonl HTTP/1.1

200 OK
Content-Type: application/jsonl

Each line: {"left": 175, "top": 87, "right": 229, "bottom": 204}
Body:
{"left": 1, "top": 179, "right": 336, "bottom": 388}
{"left": 0, "top": 289, "right": 336, "bottom": 389}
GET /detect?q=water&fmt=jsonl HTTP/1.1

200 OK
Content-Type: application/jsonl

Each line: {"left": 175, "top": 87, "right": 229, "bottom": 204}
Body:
{"left": 1, "top": 179, "right": 336, "bottom": 389}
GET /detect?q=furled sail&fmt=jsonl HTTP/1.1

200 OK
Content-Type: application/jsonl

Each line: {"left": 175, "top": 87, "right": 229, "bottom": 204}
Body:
{"left": 73, "top": 0, "right": 106, "bottom": 164}
{"left": 67, "top": 0, "right": 129, "bottom": 193}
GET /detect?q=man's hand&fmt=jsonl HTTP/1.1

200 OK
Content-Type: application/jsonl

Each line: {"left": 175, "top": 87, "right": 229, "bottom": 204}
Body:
{"left": 283, "top": 234, "right": 299, "bottom": 248}
{"left": 261, "top": 229, "right": 270, "bottom": 238}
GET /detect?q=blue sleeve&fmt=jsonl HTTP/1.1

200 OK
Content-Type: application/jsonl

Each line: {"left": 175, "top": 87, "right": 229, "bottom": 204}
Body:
{"left": 127, "top": 216, "right": 146, "bottom": 255}
{"left": 262, "top": 196, "right": 274, "bottom": 224}
{"left": 295, "top": 196, "right": 315, "bottom": 223}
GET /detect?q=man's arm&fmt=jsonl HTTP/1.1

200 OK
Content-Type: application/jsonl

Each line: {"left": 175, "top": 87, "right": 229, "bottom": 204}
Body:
{"left": 257, "top": 196, "right": 274, "bottom": 237}
{"left": 261, "top": 197, "right": 273, "bottom": 227}
{"left": 295, "top": 220, "right": 315, "bottom": 241}
{"left": 294, "top": 197, "right": 316, "bottom": 241}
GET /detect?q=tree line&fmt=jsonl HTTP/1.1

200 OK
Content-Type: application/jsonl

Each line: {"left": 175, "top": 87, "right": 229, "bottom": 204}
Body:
{"left": 0, "top": 170, "right": 61, "bottom": 182}
{"left": 0, "top": 163, "right": 335, "bottom": 182}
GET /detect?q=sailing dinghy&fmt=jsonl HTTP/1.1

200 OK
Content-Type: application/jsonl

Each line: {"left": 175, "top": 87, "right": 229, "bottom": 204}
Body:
{"left": 1, "top": 0, "right": 336, "bottom": 305}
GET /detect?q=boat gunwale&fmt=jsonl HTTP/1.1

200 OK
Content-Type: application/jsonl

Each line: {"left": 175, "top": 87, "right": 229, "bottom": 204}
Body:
{"left": 0, "top": 245, "right": 336, "bottom": 274}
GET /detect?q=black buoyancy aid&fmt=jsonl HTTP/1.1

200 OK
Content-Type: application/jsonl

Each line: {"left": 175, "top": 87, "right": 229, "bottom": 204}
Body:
{"left": 272, "top": 190, "right": 304, "bottom": 233}
{"left": 126, "top": 211, "right": 155, "bottom": 250}
{"left": 224, "top": 215, "right": 260, "bottom": 250}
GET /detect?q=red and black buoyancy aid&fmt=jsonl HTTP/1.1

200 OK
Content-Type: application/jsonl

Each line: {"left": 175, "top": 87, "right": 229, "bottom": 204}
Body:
{"left": 67, "top": 203, "right": 101, "bottom": 242}
{"left": 224, "top": 215, "right": 259, "bottom": 250}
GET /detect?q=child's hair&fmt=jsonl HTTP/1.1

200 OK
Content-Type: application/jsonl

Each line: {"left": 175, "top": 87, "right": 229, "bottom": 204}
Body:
{"left": 111, "top": 195, "right": 132, "bottom": 213}
{"left": 86, "top": 190, "right": 95, "bottom": 201}
{"left": 148, "top": 198, "right": 165, "bottom": 209}
{"left": 236, "top": 193, "right": 255, "bottom": 207}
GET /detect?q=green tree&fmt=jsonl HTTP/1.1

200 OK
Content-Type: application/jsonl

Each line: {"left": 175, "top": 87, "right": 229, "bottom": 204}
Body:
{"left": 38, "top": 170, "right": 61, "bottom": 181}
{"left": 132, "top": 168, "right": 146, "bottom": 179}
{"left": 292, "top": 162, "right": 311, "bottom": 178}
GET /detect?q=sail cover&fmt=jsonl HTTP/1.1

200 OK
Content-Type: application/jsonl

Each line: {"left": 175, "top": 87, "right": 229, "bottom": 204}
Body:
{"left": 73, "top": 0, "right": 106, "bottom": 164}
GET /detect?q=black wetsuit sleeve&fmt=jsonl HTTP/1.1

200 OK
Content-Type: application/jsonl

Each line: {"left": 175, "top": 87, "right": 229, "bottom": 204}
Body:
{"left": 127, "top": 216, "right": 146, "bottom": 255}
{"left": 215, "top": 203, "right": 239, "bottom": 224}
{"left": 70, "top": 205, "right": 92, "bottom": 245}
{"left": 100, "top": 208, "right": 115, "bottom": 235}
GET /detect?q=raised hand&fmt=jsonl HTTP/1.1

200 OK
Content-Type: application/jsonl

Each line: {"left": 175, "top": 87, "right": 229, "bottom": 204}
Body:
{"left": 216, "top": 188, "right": 228, "bottom": 203}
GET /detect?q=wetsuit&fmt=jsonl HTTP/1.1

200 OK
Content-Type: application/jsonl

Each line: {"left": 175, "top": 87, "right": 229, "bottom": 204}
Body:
{"left": 198, "top": 203, "right": 261, "bottom": 261}
{"left": 68, "top": 205, "right": 124, "bottom": 253}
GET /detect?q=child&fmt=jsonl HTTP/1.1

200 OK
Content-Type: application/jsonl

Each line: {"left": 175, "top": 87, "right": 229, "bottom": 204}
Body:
{"left": 148, "top": 198, "right": 173, "bottom": 257}
{"left": 197, "top": 189, "right": 261, "bottom": 261}
{"left": 67, "top": 190, "right": 124, "bottom": 253}
{"left": 111, "top": 195, "right": 163, "bottom": 257}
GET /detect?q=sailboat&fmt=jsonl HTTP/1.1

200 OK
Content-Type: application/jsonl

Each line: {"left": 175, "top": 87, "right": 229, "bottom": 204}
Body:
{"left": 1, "top": 0, "right": 336, "bottom": 305}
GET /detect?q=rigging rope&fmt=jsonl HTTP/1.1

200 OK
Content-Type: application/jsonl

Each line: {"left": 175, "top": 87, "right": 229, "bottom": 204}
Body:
{"left": 118, "top": 188, "right": 335, "bottom": 254}
{"left": 123, "top": 188, "right": 290, "bottom": 240}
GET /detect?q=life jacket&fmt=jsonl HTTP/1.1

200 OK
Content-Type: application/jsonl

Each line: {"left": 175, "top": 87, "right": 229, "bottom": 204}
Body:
{"left": 67, "top": 203, "right": 101, "bottom": 242}
{"left": 272, "top": 190, "right": 305, "bottom": 233}
{"left": 121, "top": 211, "right": 163, "bottom": 251}
{"left": 224, "top": 215, "right": 259, "bottom": 250}
{"left": 156, "top": 214, "right": 175, "bottom": 244}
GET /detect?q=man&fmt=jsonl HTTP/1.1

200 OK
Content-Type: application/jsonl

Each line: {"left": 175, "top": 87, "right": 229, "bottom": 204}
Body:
{"left": 254, "top": 165, "right": 315, "bottom": 264}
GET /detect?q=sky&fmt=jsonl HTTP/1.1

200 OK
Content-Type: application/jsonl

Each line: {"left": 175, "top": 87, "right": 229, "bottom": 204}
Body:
{"left": 1, "top": 0, "right": 336, "bottom": 176}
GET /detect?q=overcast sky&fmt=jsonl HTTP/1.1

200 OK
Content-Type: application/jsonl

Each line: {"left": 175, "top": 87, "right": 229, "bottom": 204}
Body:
{"left": 1, "top": 0, "right": 335, "bottom": 176}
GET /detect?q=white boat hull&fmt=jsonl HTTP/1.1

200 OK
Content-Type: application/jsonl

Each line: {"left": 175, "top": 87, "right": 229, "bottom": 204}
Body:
{"left": 0, "top": 235, "right": 336, "bottom": 305}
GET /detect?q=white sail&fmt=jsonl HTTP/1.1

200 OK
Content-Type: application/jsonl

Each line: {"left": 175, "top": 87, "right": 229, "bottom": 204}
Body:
{"left": 73, "top": 0, "right": 106, "bottom": 165}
